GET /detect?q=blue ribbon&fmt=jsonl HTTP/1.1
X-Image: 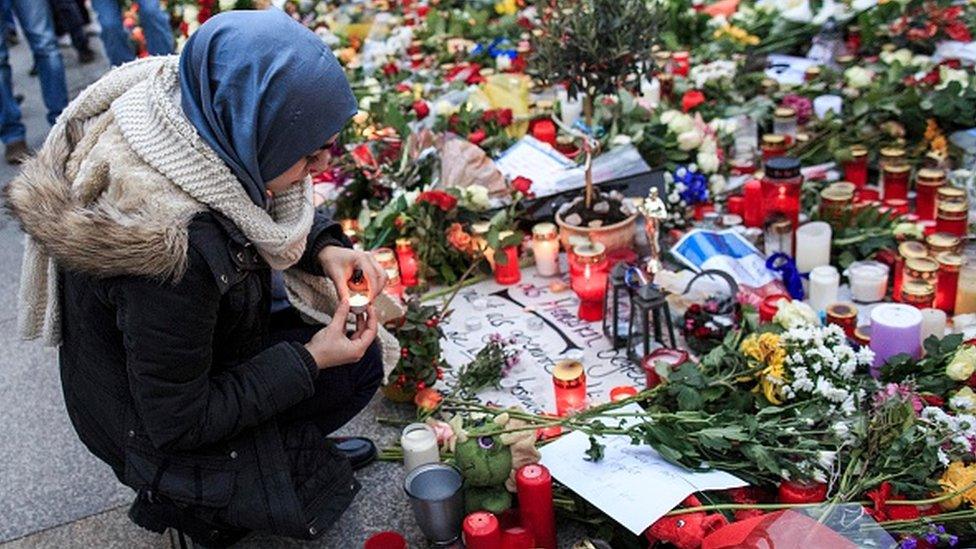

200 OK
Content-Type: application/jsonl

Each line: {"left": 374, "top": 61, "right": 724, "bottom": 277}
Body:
{"left": 766, "top": 253, "right": 805, "bottom": 300}
{"left": 472, "top": 38, "right": 517, "bottom": 60}
{"left": 675, "top": 165, "right": 708, "bottom": 205}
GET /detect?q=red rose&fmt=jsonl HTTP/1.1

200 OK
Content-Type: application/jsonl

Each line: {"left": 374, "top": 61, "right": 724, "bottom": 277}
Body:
{"left": 447, "top": 113, "right": 461, "bottom": 132}
{"left": 396, "top": 82, "right": 412, "bottom": 93}
{"left": 418, "top": 191, "right": 458, "bottom": 212}
{"left": 412, "top": 100, "right": 430, "bottom": 119}
{"left": 511, "top": 176, "right": 533, "bottom": 195}
{"left": 681, "top": 90, "right": 706, "bottom": 113}
{"left": 481, "top": 109, "right": 497, "bottom": 124}
{"left": 945, "top": 21, "right": 972, "bottom": 42}
{"left": 920, "top": 394, "right": 945, "bottom": 407}
{"left": 468, "top": 129, "right": 487, "bottom": 145}
{"left": 382, "top": 62, "right": 399, "bottom": 76}
{"left": 496, "top": 108, "right": 514, "bottom": 127}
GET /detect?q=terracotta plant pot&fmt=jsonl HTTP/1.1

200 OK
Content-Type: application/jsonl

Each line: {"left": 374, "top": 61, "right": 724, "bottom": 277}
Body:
{"left": 555, "top": 207, "right": 638, "bottom": 254}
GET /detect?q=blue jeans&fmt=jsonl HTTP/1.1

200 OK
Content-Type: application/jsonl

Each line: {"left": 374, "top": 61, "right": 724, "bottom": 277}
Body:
{"left": 91, "top": 0, "right": 172, "bottom": 67}
{"left": 0, "top": 0, "right": 68, "bottom": 144}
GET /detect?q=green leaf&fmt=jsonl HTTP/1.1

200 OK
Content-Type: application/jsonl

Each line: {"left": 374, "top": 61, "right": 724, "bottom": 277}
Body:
{"left": 676, "top": 386, "right": 703, "bottom": 411}
{"left": 584, "top": 435, "right": 605, "bottom": 462}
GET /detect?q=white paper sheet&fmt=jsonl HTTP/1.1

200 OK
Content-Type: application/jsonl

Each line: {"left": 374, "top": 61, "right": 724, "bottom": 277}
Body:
{"left": 539, "top": 404, "right": 747, "bottom": 536}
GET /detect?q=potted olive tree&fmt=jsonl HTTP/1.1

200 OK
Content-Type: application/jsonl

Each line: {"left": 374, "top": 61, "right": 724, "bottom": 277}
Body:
{"left": 529, "top": 0, "right": 658, "bottom": 251}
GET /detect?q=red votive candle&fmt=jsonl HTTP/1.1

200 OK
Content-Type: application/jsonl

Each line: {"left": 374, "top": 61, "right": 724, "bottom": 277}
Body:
{"left": 395, "top": 238, "right": 419, "bottom": 287}
{"left": 882, "top": 198, "right": 909, "bottom": 216}
{"left": 642, "top": 348, "right": 690, "bottom": 389}
{"left": 569, "top": 242, "right": 609, "bottom": 321}
{"left": 882, "top": 164, "right": 910, "bottom": 201}
{"left": 727, "top": 195, "right": 744, "bottom": 216}
{"left": 759, "top": 293, "right": 791, "bottom": 323}
{"left": 915, "top": 168, "right": 945, "bottom": 221}
{"left": 500, "top": 526, "right": 535, "bottom": 549}
{"left": 936, "top": 252, "right": 962, "bottom": 314}
{"left": 516, "top": 464, "right": 557, "bottom": 549}
{"left": 610, "top": 385, "right": 639, "bottom": 402}
{"left": 826, "top": 303, "right": 858, "bottom": 339}
{"left": 857, "top": 187, "right": 880, "bottom": 202}
{"left": 762, "top": 157, "right": 803, "bottom": 251}
{"left": 493, "top": 245, "right": 522, "bottom": 285}
{"left": 893, "top": 241, "right": 928, "bottom": 303}
{"left": 463, "top": 512, "right": 501, "bottom": 549}
{"left": 530, "top": 117, "right": 557, "bottom": 147}
{"left": 843, "top": 145, "right": 868, "bottom": 188}
{"left": 742, "top": 179, "right": 763, "bottom": 228}
{"left": 552, "top": 360, "right": 587, "bottom": 416}
{"left": 936, "top": 202, "right": 969, "bottom": 237}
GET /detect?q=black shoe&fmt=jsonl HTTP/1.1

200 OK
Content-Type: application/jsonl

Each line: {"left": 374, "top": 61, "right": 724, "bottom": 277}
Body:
{"left": 128, "top": 490, "right": 249, "bottom": 549}
{"left": 331, "top": 437, "right": 377, "bottom": 470}
{"left": 77, "top": 49, "right": 96, "bottom": 64}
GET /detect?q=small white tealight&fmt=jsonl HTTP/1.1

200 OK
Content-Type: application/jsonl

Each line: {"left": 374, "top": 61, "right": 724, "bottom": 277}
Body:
{"left": 348, "top": 293, "right": 370, "bottom": 314}
{"left": 464, "top": 317, "right": 483, "bottom": 332}
{"left": 527, "top": 316, "right": 545, "bottom": 331}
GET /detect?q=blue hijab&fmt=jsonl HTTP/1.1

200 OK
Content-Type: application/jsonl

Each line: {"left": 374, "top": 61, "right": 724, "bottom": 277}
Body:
{"left": 179, "top": 9, "right": 356, "bottom": 209}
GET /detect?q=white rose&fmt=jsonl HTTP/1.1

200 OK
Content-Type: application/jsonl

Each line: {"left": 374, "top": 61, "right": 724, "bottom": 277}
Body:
{"left": 696, "top": 149, "right": 719, "bottom": 173}
{"left": 677, "top": 130, "right": 702, "bottom": 151}
{"left": 937, "top": 67, "right": 970, "bottom": 93}
{"left": 352, "top": 110, "right": 369, "bottom": 125}
{"left": 844, "top": 67, "right": 873, "bottom": 89}
{"left": 947, "top": 360, "right": 975, "bottom": 382}
{"left": 911, "top": 55, "right": 931, "bottom": 68}
{"left": 611, "top": 134, "right": 633, "bottom": 147}
{"left": 774, "top": 300, "right": 819, "bottom": 329}
{"left": 184, "top": 5, "right": 199, "bottom": 22}
{"left": 709, "top": 174, "right": 726, "bottom": 194}
{"left": 664, "top": 111, "right": 695, "bottom": 135}
{"left": 219, "top": 0, "right": 236, "bottom": 11}
{"left": 436, "top": 101, "right": 459, "bottom": 116}
{"left": 880, "top": 48, "right": 913, "bottom": 67}
{"left": 463, "top": 185, "right": 491, "bottom": 211}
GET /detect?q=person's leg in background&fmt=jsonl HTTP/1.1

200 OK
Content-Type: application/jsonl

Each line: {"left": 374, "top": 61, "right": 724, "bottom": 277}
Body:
{"left": 0, "top": 4, "right": 28, "bottom": 164}
{"left": 49, "top": 0, "right": 95, "bottom": 63}
{"left": 9, "top": 0, "right": 67, "bottom": 126}
{"left": 134, "top": 0, "right": 172, "bottom": 57}
{"left": 89, "top": 0, "right": 133, "bottom": 66}
{"left": 1, "top": 0, "right": 16, "bottom": 45}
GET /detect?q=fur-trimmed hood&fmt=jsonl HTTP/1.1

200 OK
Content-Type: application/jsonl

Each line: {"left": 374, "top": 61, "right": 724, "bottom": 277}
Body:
{"left": 4, "top": 110, "right": 203, "bottom": 281}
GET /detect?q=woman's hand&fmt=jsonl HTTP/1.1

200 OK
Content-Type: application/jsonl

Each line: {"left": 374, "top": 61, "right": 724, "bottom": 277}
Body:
{"left": 304, "top": 301, "right": 378, "bottom": 369}
{"left": 318, "top": 246, "right": 388, "bottom": 302}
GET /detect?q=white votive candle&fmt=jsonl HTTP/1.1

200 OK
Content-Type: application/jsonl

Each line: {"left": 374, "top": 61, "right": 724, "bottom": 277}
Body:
{"left": 796, "top": 222, "right": 832, "bottom": 274}
{"left": 532, "top": 222, "right": 561, "bottom": 277}
{"left": 846, "top": 261, "right": 889, "bottom": 303}
{"left": 919, "top": 308, "right": 947, "bottom": 346}
{"left": 557, "top": 87, "right": 583, "bottom": 128}
{"left": 808, "top": 265, "right": 840, "bottom": 312}
{"left": 401, "top": 423, "right": 440, "bottom": 474}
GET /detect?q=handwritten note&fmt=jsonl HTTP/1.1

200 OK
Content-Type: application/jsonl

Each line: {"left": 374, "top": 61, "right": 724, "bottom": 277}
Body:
{"left": 539, "top": 404, "right": 748, "bottom": 535}
{"left": 435, "top": 262, "right": 648, "bottom": 415}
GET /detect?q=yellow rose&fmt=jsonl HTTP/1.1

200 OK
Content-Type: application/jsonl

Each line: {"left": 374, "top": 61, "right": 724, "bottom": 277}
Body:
{"left": 939, "top": 462, "right": 976, "bottom": 510}
{"left": 951, "top": 386, "right": 976, "bottom": 413}
{"left": 947, "top": 346, "right": 976, "bottom": 381}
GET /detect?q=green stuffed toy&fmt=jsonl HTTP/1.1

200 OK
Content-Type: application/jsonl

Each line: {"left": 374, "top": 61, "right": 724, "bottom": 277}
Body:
{"left": 453, "top": 412, "right": 541, "bottom": 514}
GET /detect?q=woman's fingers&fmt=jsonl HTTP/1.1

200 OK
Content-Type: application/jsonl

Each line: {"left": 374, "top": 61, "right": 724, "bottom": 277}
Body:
{"left": 329, "top": 265, "right": 351, "bottom": 303}
{"left": 357, "top": 254, "right": 387, "bottom": 300}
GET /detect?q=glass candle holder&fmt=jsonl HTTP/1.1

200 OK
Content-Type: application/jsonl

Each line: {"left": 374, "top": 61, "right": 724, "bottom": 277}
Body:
{"left": 926, "top": 232, "right": 962, "bottom": 256}
{"left": 893, "top": 241, "right": 928, "bottom": 303}
{"left": 761, "top": 134, "right": 788, "bottom": 162}
{"left": 935, "top": 252, "right": 962, "bottom": 315}
{"left": 759, "top": 294, "right": 791, "bottom": 323}
{"left": 845, "top": 260, "right": 889, "bottom": 303}
{"left": 531, "top": 222, "right": 561, "bottom": 277}
{"left": 347, "top": 268, "right": 371, "bottom": 313}
{"left": 808, "top": 265, "right": 840, "bottom": 312}
{"left": 805, "top": 65, "right": 822, "bottom": 82}
{"left": 339, "top": 218, "right": 360, "bottom": 241}
{"left": 773, "top": 107, "right": 798, "bottom": 144}
{"left": 493, "top": 236, "right": 521, "bottom": 286}
{"left": 569, "top": 242, "right": 609, "bottom": 321}
{"left": 920, "top": 308, "right": 947, "bottom": 344}
{"left": 396, "top": 238, "right": 420, "bottom": 287}
{"left": 609, "top": 386, "right": 639, "bottom": 402}
{"left": 762, "top": 157, "right": 803, "bottom": 251}
{"left": 955, "top": 265, "right": 976, "bottom": 315}
{"left": 826, "top": 303, "right": 858, "bottom": 339}
{"left": 552, "top": 360, "right": 586, "bottom": 416}
{"left": 843, "top": 145, "right": 869, "bottom": 188}
{"left": 642, "top": 348, "right": 690, "bottom": 389}
{"left": 671, "top": 50, "right": 690, "bottom": 76}
{"left": 401, "top": 423, "right": 440, "bottom": 473}
{"left": 901, "top": 279, "right": 935, "bottom": 309}
{"left": 878, "top": 146, "right": 906, "bottom": 187}
{"left": 854, "top": 325, "right": 871, "bottom": 347}
{"left": 936, "top": 202, "right": 969, "bottom": 237}
{"left": 654, "top": 50, "right": 673, "bottom": 72}
{"left": 819, "top": 186, "right": 854, "bottom": 226}
{"left": 372, "top": 247, "right": 402, "bottom": 297}
{"left": 904, "top": 257, "right": 939, "bottom": 287}
{"left": 882, "top": 163, "right": 910, "bottom": 201}
{"left": 915, "top": 168, "right": 946, "bottom": 221}
{"left": 882, "top": 198, "right": 910, "bottom": 217}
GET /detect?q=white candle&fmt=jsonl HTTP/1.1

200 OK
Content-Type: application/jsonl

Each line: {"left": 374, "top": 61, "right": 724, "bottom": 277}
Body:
{"left": 845, "top": 261, "right": 889, "bottom": 303}
{"left": 532, "top": 222, "right": 561, "bottom": 277}
{"left": 808, "top": 265, "right": 839, "bottom": 312}
{"left": 557, "top": 87, "right": 583, "bottom": 128}
{"left": 813, "top": 94, "right": 843, "bottom": 119}
{"left": 920, "top": 308, "right": 947, "bottom": 346}
{"left": 795, "top": 222, "right": 832, "bottom": 274}
{"left": 639, "top": 76, "right": 660, "bottom": 107}
{"left": 401, "top": 423, "right": 440, "bottom": 473}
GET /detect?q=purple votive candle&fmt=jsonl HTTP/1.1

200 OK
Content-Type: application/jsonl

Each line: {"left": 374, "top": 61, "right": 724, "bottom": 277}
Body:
{"left": 869, "top": 303, "right": 922, "bottom": 377}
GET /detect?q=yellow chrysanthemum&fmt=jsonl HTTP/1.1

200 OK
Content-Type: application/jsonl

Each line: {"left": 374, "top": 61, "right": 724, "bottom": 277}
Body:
{"left": 713, "top": 24, "right": 761, "bottom": 46}
{"left": 495, "top": 0, "right": 517, "bottom": 16}
{"left": 939, "top": 462, "right": 976, "bottom": 510}
{"left": 740, "top": 333, "right": 788, "bottom": 404}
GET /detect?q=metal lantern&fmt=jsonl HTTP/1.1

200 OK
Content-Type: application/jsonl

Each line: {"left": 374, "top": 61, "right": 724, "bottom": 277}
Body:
{"left": 626, "top": 284, "right": 676, "bottom": 364}
{"left": 602, "top": 263, "right": 632, "bottom": 348}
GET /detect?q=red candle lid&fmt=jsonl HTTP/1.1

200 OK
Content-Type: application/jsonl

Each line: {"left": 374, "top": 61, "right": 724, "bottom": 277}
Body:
{"left": 463, "top": 512, "right": 500, "bottom": 536}
{"left": 517, "top": 463, "right": 551, "bottom": 483}
{"left": 364, "top": 531, "right": 408, "bottom": 549}
{"left": 610, "top": 385, "right": 639, "bottom": 402}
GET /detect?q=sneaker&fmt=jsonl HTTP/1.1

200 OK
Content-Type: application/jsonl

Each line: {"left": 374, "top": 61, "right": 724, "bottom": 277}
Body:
{"left": 5, "top": 140, "right": 29, "bottom": 165}
{"left": 78, "top": 49, "right": 97, "bottom": 64}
